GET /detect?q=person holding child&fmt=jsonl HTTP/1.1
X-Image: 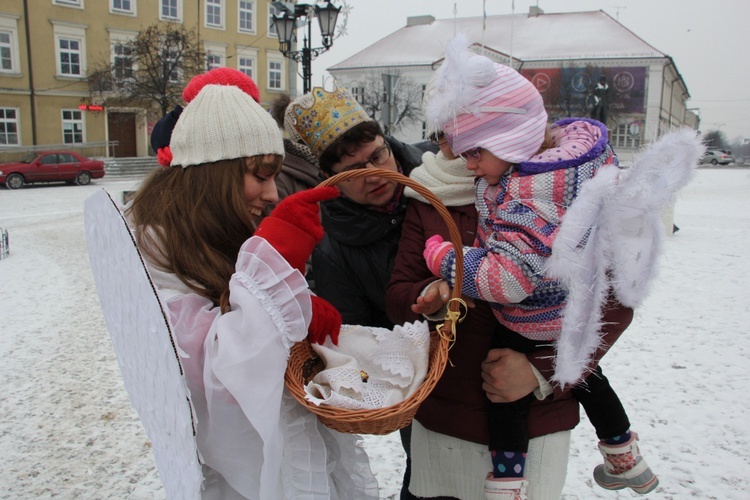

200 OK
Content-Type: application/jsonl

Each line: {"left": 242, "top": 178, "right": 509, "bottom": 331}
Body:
{"left": 387, "top": 130, "right": 584, "bottom": 500}
{"left": 420, "top": 36, "right": 658, "bottom": 499}
{"left": 127, "top": 68, "right": 377, "bottom": 499}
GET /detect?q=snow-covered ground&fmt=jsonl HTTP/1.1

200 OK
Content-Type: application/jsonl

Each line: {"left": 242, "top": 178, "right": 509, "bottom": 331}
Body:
{"left": 1, "top": 167, "right": 748, "bottom": 499}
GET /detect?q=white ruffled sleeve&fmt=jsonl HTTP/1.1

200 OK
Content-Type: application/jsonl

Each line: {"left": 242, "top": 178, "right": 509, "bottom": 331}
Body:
{"left": 165, "top": 236, "right": 313, "bottom": 498}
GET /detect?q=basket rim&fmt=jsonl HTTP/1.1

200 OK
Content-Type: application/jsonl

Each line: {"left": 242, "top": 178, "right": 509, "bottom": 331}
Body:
{"left": 285, "top": 167, "right": 465, "bottom": 434}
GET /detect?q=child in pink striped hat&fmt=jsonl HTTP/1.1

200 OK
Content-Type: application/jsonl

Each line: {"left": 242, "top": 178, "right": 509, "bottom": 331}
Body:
{"left": 421, "top": 35, "right": 658, "bottom": 499}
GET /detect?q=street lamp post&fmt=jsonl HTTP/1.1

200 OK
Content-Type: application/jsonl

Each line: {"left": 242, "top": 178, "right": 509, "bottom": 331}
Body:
{"left": 271, "top": 1, "right": 341, "bottom": 94}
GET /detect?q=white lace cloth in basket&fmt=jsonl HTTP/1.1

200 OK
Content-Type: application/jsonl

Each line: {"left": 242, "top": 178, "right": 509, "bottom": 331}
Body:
{"left": 305, "top": 321, "right": 431, "bottom": 410}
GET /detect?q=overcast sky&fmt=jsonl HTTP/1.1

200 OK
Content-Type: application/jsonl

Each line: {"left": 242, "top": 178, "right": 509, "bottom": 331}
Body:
{"left": 307, "top": 0, "right": 748, "bottom": 143}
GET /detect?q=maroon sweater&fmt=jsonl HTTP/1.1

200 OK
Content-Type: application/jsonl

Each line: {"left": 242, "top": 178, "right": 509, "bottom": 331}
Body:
{"left": 385, "top": 199, "right": 632, "bottom": 444}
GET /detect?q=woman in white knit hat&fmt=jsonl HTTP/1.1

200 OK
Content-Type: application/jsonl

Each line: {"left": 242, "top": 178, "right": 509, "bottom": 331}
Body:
{"left": 126, "top": 69, "right": 377, "bottom": 499}
{"left": 418, "top": 36, "right": 667, "bottom": 499}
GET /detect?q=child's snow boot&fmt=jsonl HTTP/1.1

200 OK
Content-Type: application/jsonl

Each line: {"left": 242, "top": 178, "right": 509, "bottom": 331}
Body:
{"left": 484, "top": 473, "right": 528, "bottom": 500}
{"left": 593, "top": 432, "right": 659, "bottom": 494}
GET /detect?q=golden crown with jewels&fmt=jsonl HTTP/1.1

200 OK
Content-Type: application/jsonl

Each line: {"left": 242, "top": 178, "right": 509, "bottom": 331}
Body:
{"left": 284, "top": 82, "right": 372, "bottom": 158}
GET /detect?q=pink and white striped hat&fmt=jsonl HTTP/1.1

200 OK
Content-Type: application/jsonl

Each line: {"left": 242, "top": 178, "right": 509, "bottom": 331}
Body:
{"left": 426, "top": 35, "right": 548, "bottom": 164}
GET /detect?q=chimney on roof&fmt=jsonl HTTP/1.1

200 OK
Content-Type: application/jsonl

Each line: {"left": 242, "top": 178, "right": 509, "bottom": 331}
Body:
{"left": 407, "top": 15, "right": 435, "bottom": 27}
{"left": 529, "top": 6, "right": 544, "bottom": 17}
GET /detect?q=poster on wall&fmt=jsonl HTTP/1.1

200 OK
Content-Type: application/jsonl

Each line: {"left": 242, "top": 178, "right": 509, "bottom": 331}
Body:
{"left": 521, "top": 66, "right": 647, "bottom": 122}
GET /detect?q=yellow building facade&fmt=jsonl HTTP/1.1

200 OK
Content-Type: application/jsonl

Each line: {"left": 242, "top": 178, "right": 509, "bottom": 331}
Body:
{"left": 1, "top": 0, "right": 293, "bottom": 157}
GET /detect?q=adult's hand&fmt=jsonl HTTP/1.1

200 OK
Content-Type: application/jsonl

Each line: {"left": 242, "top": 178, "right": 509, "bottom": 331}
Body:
{"left": 411, "top": 280, "right": 475, "bottom": 316}
{"left": 411, "top": 280, "right": 451, "bottom": 315}
{"left": 481, "top": 348, "right": 539, "bottom": 403}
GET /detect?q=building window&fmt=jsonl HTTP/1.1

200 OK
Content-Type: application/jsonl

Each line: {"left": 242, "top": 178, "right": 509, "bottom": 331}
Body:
{"left": 62, "top": 109, "right": 84, "bottom": 144}
{"left": 53, "top": 22, "right": 86, "bottom": 78}
{"left": 204, "top": 43, "right": 226, "bottom": 71}
{"left": 611, "top": 122, "right": 642, "bottom": 149}
{"left": 268, "top": 59, "right": 283, "bottom": 90}
{"left": 58, "top": 38, "right": 82, "bottom": 76}
{"left": 350, "top": 86, "right": 364, "bottom": 104}
{"left": 238, "top": 0, "right": 255, "bottom": 33}
{"left": 160, "top": 0, "right": 181, "bottom": 21}
{"left": 236, "top": 47, "right": 257, "bottom": 79}
{"left": 207, "top": 53, "right": 222, "bottom": 70}
{"left": 0, "top": 31, "right": 15, "bottom": 73}
{"left": 206, "top": 0, "right": 224, "bottom": 29}
{"left": 53, "top": 0, "right": 83, "bottom": 8}
{"left": 238, "top": 56, "right": 254, "bottom": 78}
{"left": 163, "top": 49, "right": 180, "bottom": 83}
{"left": 0, "top": 108, "right": 20, "bottom": 146}
{"left": 110, "top": 0, "right": 135, "bottom": 14}
{"left": 268, "top": 4, "right": 281, "bottom": 37}
{"left": 113, "top": 42, "right": 134, "bottom": 80}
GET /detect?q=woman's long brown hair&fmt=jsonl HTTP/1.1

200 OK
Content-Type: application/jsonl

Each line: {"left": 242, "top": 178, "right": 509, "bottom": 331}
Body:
{"left": 127, "top": 156, "right": 282, "bottom": 311}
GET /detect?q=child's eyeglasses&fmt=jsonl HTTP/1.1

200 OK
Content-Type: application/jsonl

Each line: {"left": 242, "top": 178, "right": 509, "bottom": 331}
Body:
{"left": 334, "top": 143, "right": 392, "bottom": 177}
{"left": 428, "top": 133, "right": 447, "bottom": 146}
{"left": 459, "top": 147, "right": 482, "bottom": 161}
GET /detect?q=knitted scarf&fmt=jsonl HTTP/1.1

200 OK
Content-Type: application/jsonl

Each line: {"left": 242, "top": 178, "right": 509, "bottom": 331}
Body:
{"left": 404, "top": 152, "right": 476, "bottom": 207}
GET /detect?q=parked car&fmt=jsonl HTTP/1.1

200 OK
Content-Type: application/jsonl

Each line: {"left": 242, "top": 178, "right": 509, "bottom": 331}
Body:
{"left": 0, "top": 151, "right": 105, "bottom": 189}
{"left": 700, "top": 149, "right": 734, "bottom": 165}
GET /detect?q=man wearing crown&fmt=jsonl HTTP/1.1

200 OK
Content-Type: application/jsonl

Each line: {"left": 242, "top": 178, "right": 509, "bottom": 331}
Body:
{"left": 284, "top": 82, "right": 426, "bottom": 330}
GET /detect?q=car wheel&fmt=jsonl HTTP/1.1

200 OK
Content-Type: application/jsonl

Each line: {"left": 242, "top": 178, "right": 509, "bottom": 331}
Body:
{"left": 711, "top": 159, "right": 718, "bottom": 165}
{"left": 6, "top": 173, "right": 24, "bottom": 189}
{"left": 76, "top": 171, "right": 92, "bottom": 186}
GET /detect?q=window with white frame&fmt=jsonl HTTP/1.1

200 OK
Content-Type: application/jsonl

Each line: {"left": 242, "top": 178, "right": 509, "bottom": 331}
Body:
{"left": 611, "top": 122, "right": 643, "bottom": 149}
{"left": 53, "top": 22, "right": 86, "bottom": 77}
{"left": 268, "top": 4, "right": 281, "bottom": 37}
{"left": 350, "top": 86, "right": 364, "bottom": 104}
{"left": 110, "top": 0, "right": 135, "bottom": 15}
{"left": 0, "top": 108, "right": 20, "bottom": 146}
{"left": 163, "top": 48, "right": 180, "bottom": 83}
{"left": 207, "top": 53, "right": 222, "bottom": 70}
{"left": 238, "top": 56, "right": 254, "bottom": 78}
{"left": 205, "top": 0, "right": 224, "bottom": 29}
{"left": 0, "top": 16, "right": 21, "bottom": 74}
{"left": 236, "top": 46, "right": 257, "bottom": 79}
{"left": 62, "top": 109, "right": 84, "bottom": 144}
{"left": 204, "top": 43, "right": 226, "bottom": 71}
{"left": 268, "top": 58, "right": 283, "bottom": 90}
{"left": 109, "top": 31, "right": 137, "bottom": 85}
{"left": 238, "top": 0, "right": 255, "bottom": 33}
{"left": 53, "top": 0, "right": 83, "bottom": 8}
{"left": 160, "top": 0, "right": 181, "bottom": 21}
{"left": 113, "top": 43, "right": 134, "bottom": 81}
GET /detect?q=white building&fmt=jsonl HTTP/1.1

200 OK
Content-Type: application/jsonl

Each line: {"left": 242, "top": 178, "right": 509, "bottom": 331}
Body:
{"left": 327, "top": 8, "right": 698, "bottom": 160}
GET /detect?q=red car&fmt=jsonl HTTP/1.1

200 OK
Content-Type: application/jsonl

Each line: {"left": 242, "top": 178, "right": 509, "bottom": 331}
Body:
{"left": 0, "top": 150, "right": 105, "bottom": 189}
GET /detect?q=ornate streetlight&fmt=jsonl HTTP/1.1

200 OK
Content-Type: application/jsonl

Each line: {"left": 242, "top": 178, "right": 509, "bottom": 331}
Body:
{"left": 271, "top": 1, "right": 341, "bottom": 94}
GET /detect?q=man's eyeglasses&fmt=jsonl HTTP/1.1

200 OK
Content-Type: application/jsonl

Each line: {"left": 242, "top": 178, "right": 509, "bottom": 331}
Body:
{"left": 459, "top": 147, "right": 482, "bottom": 161}
{"left": 334, "top": 143, "right": 392, "bottom": 175}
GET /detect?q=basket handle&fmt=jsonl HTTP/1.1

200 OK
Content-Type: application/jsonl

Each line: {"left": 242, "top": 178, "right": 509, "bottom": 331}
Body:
{"left": 317, "top": 168, "right": 465, "bottom": 324}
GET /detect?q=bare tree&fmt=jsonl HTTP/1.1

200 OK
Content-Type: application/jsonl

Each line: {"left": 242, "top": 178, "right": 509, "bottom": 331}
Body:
{"left": 87, "top": 23, "right": 205, "bottom": 117}
{"left": 348, "top": 72, "right": 424, "bottom": 135}
{"left": 703, "top": 130, "right": 728, "bottom": 149}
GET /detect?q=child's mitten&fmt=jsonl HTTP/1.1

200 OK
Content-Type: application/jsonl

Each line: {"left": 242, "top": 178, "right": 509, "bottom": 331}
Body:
{"left": 255, "top": 187, "right": 339, "bottom": 274}
{"left": 308, "top": 295, "right": 342, "bottom": 346}
{"left": 423, "top": 234, "right": 455, "bottom": 278}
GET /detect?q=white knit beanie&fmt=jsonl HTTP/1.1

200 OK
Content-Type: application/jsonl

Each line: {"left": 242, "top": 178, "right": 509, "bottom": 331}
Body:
{"left": 170, "top": 84, "right": 284, "bottom": 168}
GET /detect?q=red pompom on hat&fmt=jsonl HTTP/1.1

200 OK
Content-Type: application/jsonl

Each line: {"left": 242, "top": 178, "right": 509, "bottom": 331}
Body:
{"left": 182, "top": 67, "right": 260, "bottom": 104}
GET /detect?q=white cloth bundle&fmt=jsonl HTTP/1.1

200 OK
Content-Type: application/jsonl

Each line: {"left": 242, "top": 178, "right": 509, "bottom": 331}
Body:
{"left": 305, "top": 321, "right": 431, "bottom": 410}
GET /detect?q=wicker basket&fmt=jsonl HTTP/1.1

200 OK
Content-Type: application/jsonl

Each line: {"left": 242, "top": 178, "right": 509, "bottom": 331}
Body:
{"left": 284, "top": 168, "right": 465, "bottom": 435}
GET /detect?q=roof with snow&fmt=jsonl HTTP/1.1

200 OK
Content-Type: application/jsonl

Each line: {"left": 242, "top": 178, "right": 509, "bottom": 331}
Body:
{"left": 329, "top": 10, "right": 666, "bottom": 71}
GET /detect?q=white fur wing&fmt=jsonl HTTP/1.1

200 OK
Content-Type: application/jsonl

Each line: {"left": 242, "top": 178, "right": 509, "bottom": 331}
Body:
{"left": 547, "top": 129, "right": 704, "bottom": 386}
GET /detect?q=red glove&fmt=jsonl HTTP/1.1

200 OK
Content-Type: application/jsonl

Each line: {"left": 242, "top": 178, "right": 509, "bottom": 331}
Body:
{"left": 308, "top": 295, "right": 342, "bottom": 345}
{"left": 255, "top": 186, "right": 339, "bottom": 274}
{"left": 423, "top": 234, "right": 455, "bottom": 277}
